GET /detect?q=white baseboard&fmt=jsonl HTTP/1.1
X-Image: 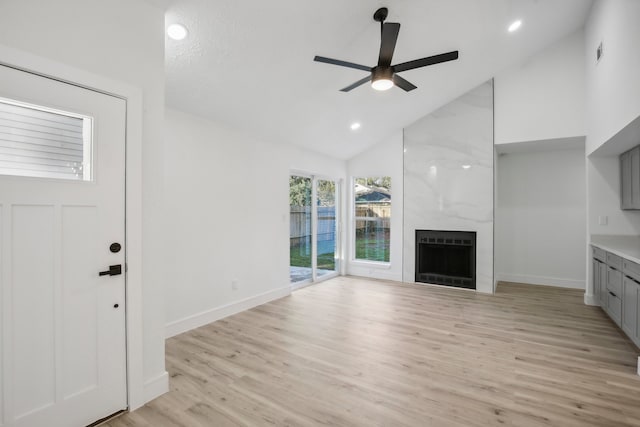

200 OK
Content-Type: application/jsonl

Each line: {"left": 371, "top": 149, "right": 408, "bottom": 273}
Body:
{"left": 496, "top": 273, "right": 585, "bottom": 290}
{"left": 584, "top": 293, "right": 598, "bottom": 306}
{"left": 346, "top": 267, "right": 402, "bottom": 282}
{"left": 142, "top": 371, "right": 169, "bottom": 405}
{"left": 165, "top": 286, "right": 291, "bottom": 338}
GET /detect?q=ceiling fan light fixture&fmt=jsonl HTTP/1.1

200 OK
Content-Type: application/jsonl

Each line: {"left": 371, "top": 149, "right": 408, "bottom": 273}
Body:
{"left": 371, "top": 67, "right": 394, "bottom": 91}
{"left": 372, "top": 78, "right": 394, "bottom": 91}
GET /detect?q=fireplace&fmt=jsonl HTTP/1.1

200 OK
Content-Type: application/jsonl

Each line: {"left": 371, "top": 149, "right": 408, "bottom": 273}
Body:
{"left": 415, "top": 230, "right": 476, "bottom": 290}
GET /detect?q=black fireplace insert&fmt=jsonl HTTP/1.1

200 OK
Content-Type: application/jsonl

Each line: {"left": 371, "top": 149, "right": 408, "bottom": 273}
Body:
{"left": 415, "top": 230, "right": 476, "bottom": 289}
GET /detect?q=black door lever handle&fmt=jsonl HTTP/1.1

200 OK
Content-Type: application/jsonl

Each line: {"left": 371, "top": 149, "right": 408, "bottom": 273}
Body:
{"left": 99, "top": 264, "right": 122, "bottom": 277}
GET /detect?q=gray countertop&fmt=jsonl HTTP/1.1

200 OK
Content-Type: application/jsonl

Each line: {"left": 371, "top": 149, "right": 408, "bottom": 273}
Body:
{"left": 590, "top": 234, "right": 640, "bottom": 264}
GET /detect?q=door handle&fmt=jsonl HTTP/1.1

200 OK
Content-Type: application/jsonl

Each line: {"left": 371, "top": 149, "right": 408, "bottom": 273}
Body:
{"left": 99, "top": 264, "right": 122, "bottom": 277}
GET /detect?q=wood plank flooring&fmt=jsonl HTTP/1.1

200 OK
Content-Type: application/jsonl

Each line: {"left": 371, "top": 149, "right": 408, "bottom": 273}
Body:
{"left": 106, "top": 277, "right": 640, "bottom": 427}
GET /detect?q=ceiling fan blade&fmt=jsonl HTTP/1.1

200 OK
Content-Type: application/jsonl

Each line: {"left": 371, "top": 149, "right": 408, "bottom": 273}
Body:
{"left": 393, "top": 51, "right": 459, "bottom": 73}
{"left": 378, "top": 22, "right": 400, "bottom": 67}
{"left": 340, "top": 75, "right": 371, "bottom": 92}
{"left": 314, "top": 56, "right": 371, "bottom": 72}
{"left": 392, "top": 75, "right": 417, "bottom": 92}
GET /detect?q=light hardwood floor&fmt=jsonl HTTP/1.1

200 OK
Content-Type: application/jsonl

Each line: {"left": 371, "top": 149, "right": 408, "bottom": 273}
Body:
{"left": 106, "top": 277, "right": 640, "bottom": 427}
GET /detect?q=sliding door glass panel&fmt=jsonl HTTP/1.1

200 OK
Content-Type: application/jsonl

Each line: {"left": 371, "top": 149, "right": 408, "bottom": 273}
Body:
{"left": 289, "top": 175, "right": 312, "bottom": 283}
{"left": 316, "top": 180, "right": 337, "bottom": 278}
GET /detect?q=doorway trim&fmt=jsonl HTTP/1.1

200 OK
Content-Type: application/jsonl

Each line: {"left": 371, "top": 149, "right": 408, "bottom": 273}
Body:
{"left": 0, "top": 44, "right": 157, "bottom": 410}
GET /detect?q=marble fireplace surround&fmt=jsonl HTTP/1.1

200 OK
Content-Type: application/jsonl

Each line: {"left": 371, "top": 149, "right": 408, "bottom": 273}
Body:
{"left": 402, "top": 80, "right": 494, "bottom": 294}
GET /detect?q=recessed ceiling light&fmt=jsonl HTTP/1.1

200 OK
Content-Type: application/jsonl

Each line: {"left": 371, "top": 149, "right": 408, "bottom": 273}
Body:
{"left": 350, "top": 122, "right": 361, "bottom": 131}
{"left": 462, "top": 164, "right": 471, "bottom": 169}
{"left": 508, "top": 20, "right": 522, "bottom": 33}
{"left": 167, "top": 23, "right": 188, "bottom": 40}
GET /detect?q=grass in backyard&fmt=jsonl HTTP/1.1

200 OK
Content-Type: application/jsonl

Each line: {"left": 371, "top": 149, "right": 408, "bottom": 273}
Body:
{"left": 290, "top": 249, "right": 335, "bottom": 271}
{"left": 355, "top": 237, "right": 390, "bottom": 262}
{"left": 291, "top": 237, "right": 388, "bottom": 267}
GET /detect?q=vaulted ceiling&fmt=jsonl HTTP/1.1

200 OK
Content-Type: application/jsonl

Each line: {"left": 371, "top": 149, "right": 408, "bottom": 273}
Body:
{"left": 151, "top": 0, "right": 593, "bottom": 159}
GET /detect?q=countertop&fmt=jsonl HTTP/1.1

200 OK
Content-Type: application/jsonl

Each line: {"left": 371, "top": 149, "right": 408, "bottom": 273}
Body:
{"left": 591, "top": 234, "right": 640, "bottom": 264}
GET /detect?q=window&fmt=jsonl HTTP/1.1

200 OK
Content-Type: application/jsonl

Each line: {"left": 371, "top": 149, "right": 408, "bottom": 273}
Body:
{"left": 353, "top": 176, "right": 391, "bottom": 263}
{"left": 0, "top": 98, "right": 92, "bottom": 181}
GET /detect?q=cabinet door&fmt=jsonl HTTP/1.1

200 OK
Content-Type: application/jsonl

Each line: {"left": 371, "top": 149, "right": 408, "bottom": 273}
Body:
{"left": 622, "top": 277, "right": 638, "bottom": 337}
{"left": 607, "top": 267, "right": 622, "bottom": 296}
{"left": 636, "top": 288, "right": 640, "bottom": 345}
{"left": 621, "top": 150, "right": 632, "bottom": 209}
{"left": 599, "top": 261, "right": 608, "bottom": 308}
{"left": 592, "top": 259, "right": 598, "bottom": 303}
{"left": 632, "top": 147, "right": 640, "bottom": 209}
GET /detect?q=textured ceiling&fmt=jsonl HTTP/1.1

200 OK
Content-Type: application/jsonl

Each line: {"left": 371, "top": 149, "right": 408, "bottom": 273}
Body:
{"left": 153, "top": 0, "right": 593, "bottom": 160}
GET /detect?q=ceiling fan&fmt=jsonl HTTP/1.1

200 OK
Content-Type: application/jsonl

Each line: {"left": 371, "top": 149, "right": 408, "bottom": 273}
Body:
{"left": 314, "top": 7, "right": 459, "bottom": 92}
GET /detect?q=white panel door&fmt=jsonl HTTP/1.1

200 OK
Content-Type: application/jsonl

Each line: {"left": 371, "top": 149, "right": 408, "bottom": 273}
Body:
{"left": 0, "top": 65, "right": 127, "bottom": 427}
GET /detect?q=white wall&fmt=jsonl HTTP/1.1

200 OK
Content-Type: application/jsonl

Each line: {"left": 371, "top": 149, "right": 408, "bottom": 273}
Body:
{"left": 0, "top": 0, "right": 167, "bottom": 405}
{"left": 163, "top": 108, "right": 346, "bottom": 336}
{"left": 496, "top": 148, "right": 586, "bottom": 289}
{"left": 587, "top": 156, "right": 640, "bottom": 235}
{"left": 346, "top": 132, "right": 404, "bottom": 282}
{"left": 495, "top": 30, "right": 586, "bottom": 145}
{"left": 585, "top": 0, "right": 640, "bottom": 154}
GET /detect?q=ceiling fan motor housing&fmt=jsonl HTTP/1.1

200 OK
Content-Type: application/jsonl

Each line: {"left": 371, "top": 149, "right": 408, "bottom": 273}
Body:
{"left": 372, "top": 66, "right": 393, "bottom": 82}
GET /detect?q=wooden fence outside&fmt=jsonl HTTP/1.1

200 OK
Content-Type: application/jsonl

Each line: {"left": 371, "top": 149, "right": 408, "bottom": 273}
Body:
{"left": 290, "top": 206, "right": 335, "bottom": 255}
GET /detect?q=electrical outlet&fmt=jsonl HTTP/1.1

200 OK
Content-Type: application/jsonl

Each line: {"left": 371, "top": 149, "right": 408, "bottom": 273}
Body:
{"left": 598, "top": 215, "right": 608, "bottom": 226}
{"left": 231, "top": 279, "right": 239, "bottom": 290}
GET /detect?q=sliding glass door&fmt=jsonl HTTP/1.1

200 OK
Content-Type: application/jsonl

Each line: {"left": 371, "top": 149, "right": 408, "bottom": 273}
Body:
{"left": 289, "top": 175, "right": 313, "bottom": 283}
{"left": 316, "top": 179, "right": 337, "bottom": 279}
{"left": 289, "top": 174, "right": 339, "bottom": 286}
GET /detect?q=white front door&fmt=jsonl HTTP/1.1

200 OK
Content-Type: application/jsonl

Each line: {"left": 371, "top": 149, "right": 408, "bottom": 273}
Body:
{"left": 0, "top": 65, "right": 127, "bottom": 426}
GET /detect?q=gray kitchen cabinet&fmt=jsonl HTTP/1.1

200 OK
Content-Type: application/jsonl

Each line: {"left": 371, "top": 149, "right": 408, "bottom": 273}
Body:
{"left": 599, "top": 261, "right": 608, "bottom": 306}
{"left": 632, "top": 147, "right": 640, "bottom": 207}
{"left": 607, "top": 266, "right": 623, "bottom": 326}
{"left": 621, "top": 149, "right": 632, "bottom": 209}
{"left": 636, "top": 290, "right": 640, "bottom": 347}
{"left": 593, "top": 246, "right": 606, "bottom": 262}
{"left": 620, "top": 145, "right": 640, "bottom": 210}
{"left": 591, "top": 245, "right": 640, "bottom": 348}
{"left": 592, "top": 259, "right": 608, "bottom": 307}
{"left": 592, "top": 246, "right": 607, "bottom": 306}
{"left": 622, "top": 276, "right": 639, "bottom": 341}
{"left": 593, "top": 258, "right": 603, "bottom": 306}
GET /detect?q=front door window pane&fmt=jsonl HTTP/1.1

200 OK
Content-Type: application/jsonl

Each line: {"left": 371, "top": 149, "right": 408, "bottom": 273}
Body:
{"left": 0, "top": 98, "right": 92, "bottom": 181}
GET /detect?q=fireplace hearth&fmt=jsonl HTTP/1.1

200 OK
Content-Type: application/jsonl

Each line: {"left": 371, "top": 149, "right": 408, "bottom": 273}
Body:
{"left": 415, "top": 230, "right": 476, "bottom": 289}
